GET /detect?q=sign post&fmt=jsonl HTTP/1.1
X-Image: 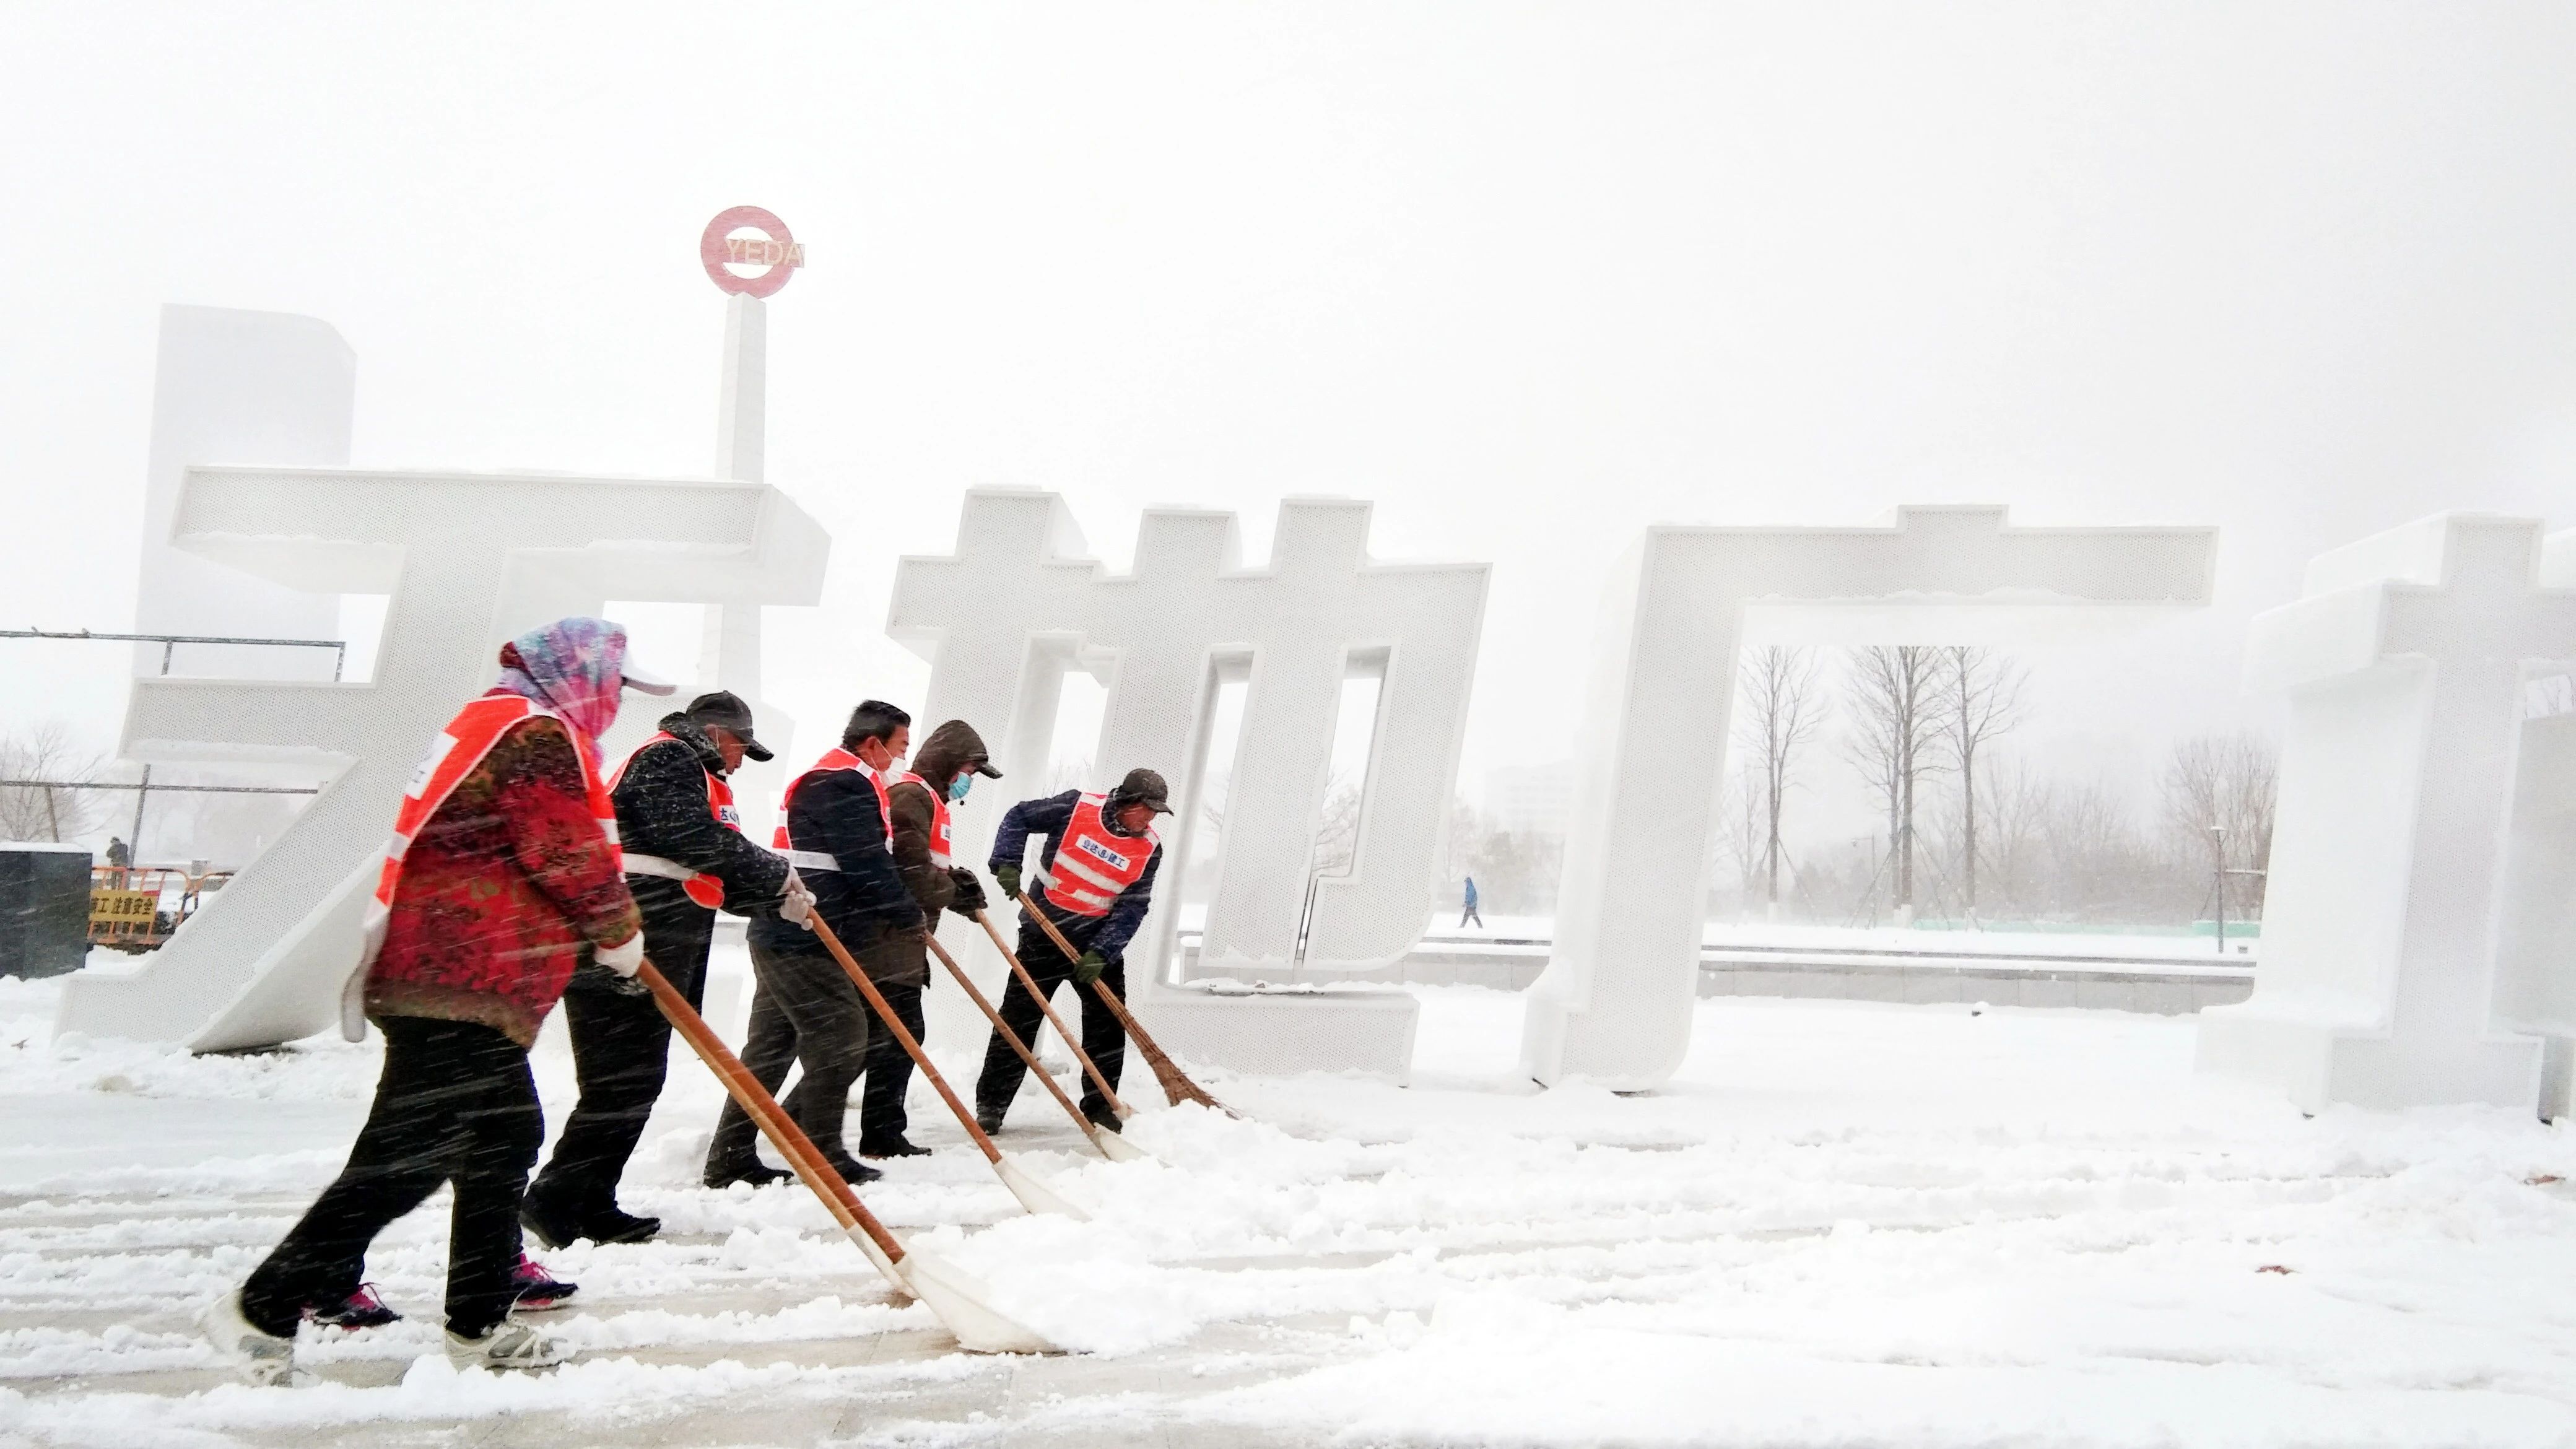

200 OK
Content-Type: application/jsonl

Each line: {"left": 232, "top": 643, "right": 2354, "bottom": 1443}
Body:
{"left": 697, "top": 207, "right": 809, "bottom": 844}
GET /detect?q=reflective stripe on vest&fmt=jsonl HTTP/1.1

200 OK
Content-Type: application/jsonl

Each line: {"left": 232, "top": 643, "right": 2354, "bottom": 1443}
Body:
{"left": 1040, "top": 792, "right": 1154, "bottom": 918}
{"left": 366, "top": 695, "right": 620, "bottom": 933}
{"left": 890, "top": 771, "right": 954, "bottom": 869}
{"left": 609, "top": 731, "right": 739, "bottom": 908}
{"left": 771, "top": 748, "right": 891, "bottom": 869}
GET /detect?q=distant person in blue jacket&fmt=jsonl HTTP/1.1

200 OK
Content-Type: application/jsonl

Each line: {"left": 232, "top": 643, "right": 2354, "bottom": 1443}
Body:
{"left": 974, "top": 768, "right": 1170, "bottom": 1133}
{"left": 1460, "top": 875, "right": 1482, "bottom": 928}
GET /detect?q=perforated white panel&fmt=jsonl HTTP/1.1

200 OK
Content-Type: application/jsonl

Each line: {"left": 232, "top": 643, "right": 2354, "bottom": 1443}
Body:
{"left": 889, "top": 490, "right": 1488, "bottom": 1004}
{"left": 2199, "top": 513, "right": 2576, "bottom": 1112}
{"left": 1526, "top": 506, "right": 2217, "bottom": 1090}
{"left": 57, "top": 466, "right": 829, "bottom": 1051}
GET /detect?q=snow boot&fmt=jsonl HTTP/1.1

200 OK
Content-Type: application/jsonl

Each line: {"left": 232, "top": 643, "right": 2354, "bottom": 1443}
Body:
{"left": 511, "top": 1255, "right": 578, "bottom": 1312}
{"left": 305, "top": 1284, "right": 400, "bottom": 1331}
{"left": 859, "top": 1135, "right": 933, "bottom": 1159}
{"left": 201, "top": 1290, "right": 308, "bottom": 1387}
{"left": 521, "top": 1194, "right": 658, "bottom": 1248}
{"left": 1084, "top": 1108, "right": 1123, "bottom": 1135}
{"left": 585, "top": 1206, "right": 661, "bottom": 1245}
{"left": 974, "top": 1107, "right": 1005, "bottom": 1136}
{"left": 518, "top": 1192, "right": 584, "bottom": 1250}
{"left": 817, "top": 1151, "right": 884, "bottom": 1186}
{"left": 446, "top": 1316, "right": 568, "bottom": 1372}
{"left": 704, "top": 1161, "right": 794, "bottom": 1190}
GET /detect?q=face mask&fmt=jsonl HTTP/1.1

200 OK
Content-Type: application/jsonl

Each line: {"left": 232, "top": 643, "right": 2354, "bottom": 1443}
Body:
{"left": 948, "top": 773, "right": 973, "bottom": 803}
{"left": 876, "top": 750, "right": 907, "bottom": 777}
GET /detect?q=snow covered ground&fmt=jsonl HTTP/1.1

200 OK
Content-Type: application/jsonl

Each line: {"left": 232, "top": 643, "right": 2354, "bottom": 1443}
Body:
{"left": 3, "top": 953, "right": 2572, "bottom": 1447}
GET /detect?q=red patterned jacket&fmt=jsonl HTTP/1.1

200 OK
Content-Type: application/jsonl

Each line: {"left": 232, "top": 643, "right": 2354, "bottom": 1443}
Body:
{"left": 364, "top": 715, "right": 642, "bottom": 1046}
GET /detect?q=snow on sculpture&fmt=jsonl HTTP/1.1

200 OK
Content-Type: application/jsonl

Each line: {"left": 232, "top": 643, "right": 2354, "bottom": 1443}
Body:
{"left": 57, "top": 465, "right": 828, "bottom": 1051}
{"left": 1526, "top": 506, "right": 2218, "bottom": 1091}
{"left": 2198, "top": 513, "right": 2576, "bottom": 1113}
{"left": 889, "top": 489, "right": 1487, "bottom": 1078}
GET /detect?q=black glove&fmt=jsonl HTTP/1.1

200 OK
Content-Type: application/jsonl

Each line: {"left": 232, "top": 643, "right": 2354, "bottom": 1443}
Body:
{"left": 947, "top": 866, "right": 988, "bottom": 918}
{"left": 1074, "top": 950, "right": 1108, "bottom": 986}
{"left": 994, "top": 863, "right": 1022, "bottom": 900}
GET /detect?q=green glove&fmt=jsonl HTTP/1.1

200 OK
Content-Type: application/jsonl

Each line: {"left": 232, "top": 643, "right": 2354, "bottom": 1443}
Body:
{"left": 994, "top": 864, "right": 1022, "bottom": 900}
{"left": 1074, "top": 951, "right": 1107, "bottom": 986}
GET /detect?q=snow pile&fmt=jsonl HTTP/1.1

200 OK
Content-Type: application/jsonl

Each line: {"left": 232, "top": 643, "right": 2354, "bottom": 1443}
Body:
{"left": 3, "top": 967, "right": 2575, "bottom": 1444}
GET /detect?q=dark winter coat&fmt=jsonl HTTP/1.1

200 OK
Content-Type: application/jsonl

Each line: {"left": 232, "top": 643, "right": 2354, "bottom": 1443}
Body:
{"left": 572, "top": 714, "right": 794, "bottom": 997}
{"left": 877, "top": 720, "right": 994, "bottom": 987}
{"left": 989, "top": 789, "right": 1162, "bottom": 966}
{"left": 748, "top": 759, "right": 915, "bottom": 964}
{"left": 366, "top": 716, "right": 641, "bottom": 1047}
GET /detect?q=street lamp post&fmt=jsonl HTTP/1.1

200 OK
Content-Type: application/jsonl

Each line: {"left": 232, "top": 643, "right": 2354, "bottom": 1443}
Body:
{"left": 2209, "top": 824, "right": 2229, "bottom": 955}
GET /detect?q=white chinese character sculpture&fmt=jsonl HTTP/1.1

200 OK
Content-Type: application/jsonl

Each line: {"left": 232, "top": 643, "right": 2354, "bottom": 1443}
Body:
{"left": 889, "top": 489, "right": 1487, "bottom": 1079}
{"left": 1526, "top": 507, "right": 2217, "bottom": 1090}
{"left": 133, "top": 305, "right": 353, "bottom": 684}
{"left": 2199, "top": 513, "right": 2576, "bottom": 1112}
{"left": 58, "top": 465, "right": 828, "bottom": 1051}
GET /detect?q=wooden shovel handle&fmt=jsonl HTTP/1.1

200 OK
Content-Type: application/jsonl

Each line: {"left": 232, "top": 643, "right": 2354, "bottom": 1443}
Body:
{"left": 925, "top": 930, "right": 1109, "bottom": 1148}
{"left": 1019, "top": 900, "right": 1233, "bottom": 1116}
{"left": 803, "top": 914, "right": 1008, "bottom": 1166}
{"left": 637, "top": 960, "right": 907, "bottom": 1263}
{"left": 973, "top": 909, "right": 1134, "bottom": 1119}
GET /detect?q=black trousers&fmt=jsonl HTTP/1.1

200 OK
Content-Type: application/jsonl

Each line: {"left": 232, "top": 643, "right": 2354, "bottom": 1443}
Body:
{"left": 856, "top": 980, "right": 925, "bottom": 1149}
{"left": 528, "top": 890, "right": 711, "bottom": 1217}
{"left": 242, "top": 1016, "right": 541, "bottom": 1338}
{"left": 705, "top": 938, "right": 872, "bottom": 1177}
{"left": 975, "top": 916, "right": 1126, "bottom": 1121}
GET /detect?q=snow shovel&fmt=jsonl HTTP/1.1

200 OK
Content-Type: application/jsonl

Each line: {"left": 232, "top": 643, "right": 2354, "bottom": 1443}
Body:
{"left": 1016, "top": 902, "right": 1238, "bottom": 1119}
{"left": 800, "top": 915, "right": 1092, "bottom": 1219}
{"left": 637, "top": 960, "right": 1058, "bottom": 1354}
{"left": 973, "top": 908, "right": 1136, "bottom": 1122}
{"left": 925, "top": 929, "right": 1156, "bottom": 1165}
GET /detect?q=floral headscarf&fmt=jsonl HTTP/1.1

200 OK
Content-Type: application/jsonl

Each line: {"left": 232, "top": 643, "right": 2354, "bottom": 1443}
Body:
{"left": 494, "top": 616, "right": 629, "bottom": 742}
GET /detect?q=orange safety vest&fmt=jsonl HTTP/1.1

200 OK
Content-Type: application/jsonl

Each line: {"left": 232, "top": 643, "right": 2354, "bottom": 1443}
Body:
{"left": 888, "top": 770, "right": 954, "bottom": 869}
{"left": 1040, "top": 792, "right": 1155, "bottom": 918}
{"left": 365, "top": 694, "right": 620, "bottom": 939}
{"left": 607, "top": 731, "right": 741, "bottom": 910}
{"left": 772, "top": 747, "right": 892, "bottom": 871}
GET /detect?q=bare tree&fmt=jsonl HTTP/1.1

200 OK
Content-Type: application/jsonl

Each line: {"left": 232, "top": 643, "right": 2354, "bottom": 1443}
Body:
{"left": 2040, "top": 778, "right": 2154, "bottom": 917}
{"left": 2162, "top": 732, "right": 2279, "bottom": 917}
{"left": 1845, "top": 646, "right": 1954, "bottom": 915}
{"left": 1939, "top": 647, "right": 2027, "bottom": 920}
{"left": 1734, "top": 646, "right": 1824, "bottom": 910}
{"left": 1712, "top": 761, "right": 1763, "bottom": 910}
{"left": 0, "top": 724, "right": 106, "bottom": 845}
{"left": 1972, "top": 754, "right": 2050, "bottom": 916}
{"left": 1309, "top": 775, "right": 1365, "bottom": 876}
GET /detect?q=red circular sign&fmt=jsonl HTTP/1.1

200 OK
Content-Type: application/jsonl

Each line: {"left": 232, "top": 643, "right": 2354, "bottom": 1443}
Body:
{"left": 700, "top": 206, "right": 804, "bottom": 299}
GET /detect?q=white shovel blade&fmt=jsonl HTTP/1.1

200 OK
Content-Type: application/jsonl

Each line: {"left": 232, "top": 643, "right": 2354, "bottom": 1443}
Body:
{"left": 899, "top": 1245, "right": 1061, "bottom": 1354}
{"left": 996, "top": 1155, "right": 1090, "bottom": 1219}
{"left": 840, "top": 1222, "right": 916, "bottom": 1303}
{"left": 1090, "top": 1128, "right": 1155, "bottom": 1165}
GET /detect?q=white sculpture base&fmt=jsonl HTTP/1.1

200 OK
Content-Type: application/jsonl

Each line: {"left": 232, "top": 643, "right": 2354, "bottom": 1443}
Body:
{"left": 1136, "top": 985, "right": 1419, "bottom": 1085}
{"left": 2197, "top": 1012, "right": 2539, "bottom": 1114}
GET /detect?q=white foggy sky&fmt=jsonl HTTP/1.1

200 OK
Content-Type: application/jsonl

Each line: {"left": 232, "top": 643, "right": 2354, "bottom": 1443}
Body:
{"left": 5, "top": 2, "right": 2576, "bottom": 853}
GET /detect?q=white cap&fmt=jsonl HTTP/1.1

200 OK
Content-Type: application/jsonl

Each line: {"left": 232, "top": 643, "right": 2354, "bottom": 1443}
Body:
{"left": 620, "top": 654, "right": 678, "bottom": 695}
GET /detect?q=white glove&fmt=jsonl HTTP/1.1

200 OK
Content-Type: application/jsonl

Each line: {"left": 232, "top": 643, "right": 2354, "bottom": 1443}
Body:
{"left": 781, "top": 869, "right": 816, "bottom": 930}
{"left": 596, "top": 931, "right": 645, "bottom": 978}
